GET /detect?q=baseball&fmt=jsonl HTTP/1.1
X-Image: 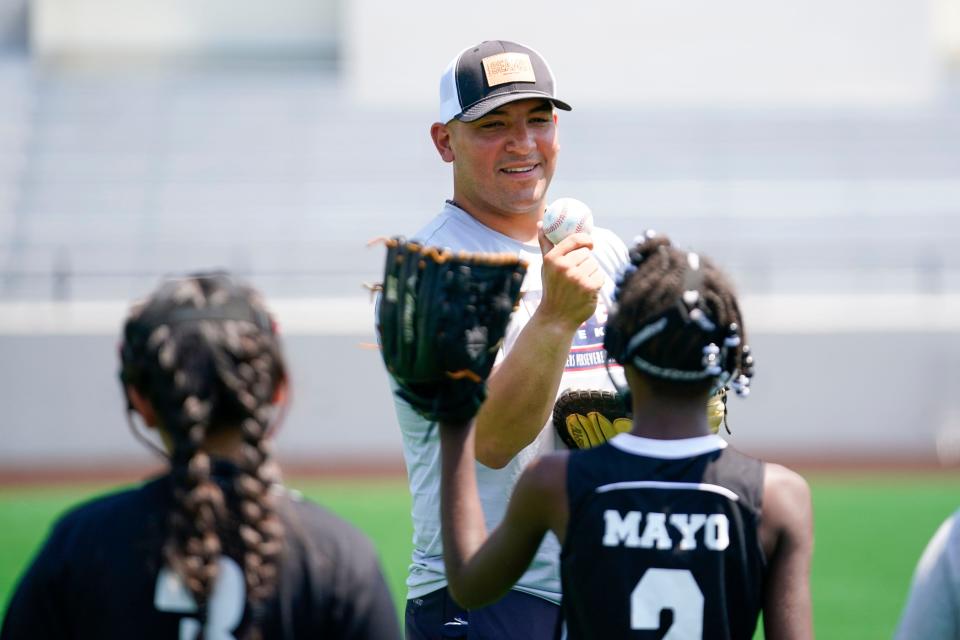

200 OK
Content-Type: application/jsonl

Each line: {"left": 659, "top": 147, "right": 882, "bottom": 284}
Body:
{"left": 542, "top": 198, "right": 594, "bottom": 244}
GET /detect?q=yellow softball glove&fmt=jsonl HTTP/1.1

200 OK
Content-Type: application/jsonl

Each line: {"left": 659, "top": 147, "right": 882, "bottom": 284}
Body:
{"left": 553, "top": 389, "right": 631, "bottom": 449}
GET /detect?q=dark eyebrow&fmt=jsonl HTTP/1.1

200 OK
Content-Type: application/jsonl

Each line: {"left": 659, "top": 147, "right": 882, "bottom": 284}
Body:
{"left": 484, "top": 100, "right": 554, "bottom": 118}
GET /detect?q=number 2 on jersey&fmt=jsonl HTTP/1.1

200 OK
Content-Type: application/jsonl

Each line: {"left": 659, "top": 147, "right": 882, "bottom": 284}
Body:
{"left": 154, "top": 557, "right": 246, "bottom": 639}
{"left": 631, "top": 568, "right": 704, "bottom": 638}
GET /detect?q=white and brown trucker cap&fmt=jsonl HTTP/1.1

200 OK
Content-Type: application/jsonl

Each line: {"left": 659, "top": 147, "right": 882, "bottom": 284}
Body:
{"left": 438, "top": 40, "right": 572, "bottom": 123}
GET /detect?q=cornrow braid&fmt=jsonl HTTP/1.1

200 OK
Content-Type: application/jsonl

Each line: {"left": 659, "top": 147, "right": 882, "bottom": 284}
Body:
{"left": 605, "top": 232, "right": 754, "bottom": 397}
{"left": 119, "top": 273, "right": 287, "bottom": 638}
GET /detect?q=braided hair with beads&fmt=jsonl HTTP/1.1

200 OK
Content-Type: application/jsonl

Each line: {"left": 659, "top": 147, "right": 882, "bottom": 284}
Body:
{"left": 119, "top": 272, "right": 287, "bottom": 635}
{"left": 603, "top": 232, "right": 754, "bottom": 402}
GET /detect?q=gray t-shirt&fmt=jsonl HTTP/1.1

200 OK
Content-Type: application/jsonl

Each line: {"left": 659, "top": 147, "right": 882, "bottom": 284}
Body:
{"left": 895, "top": 508, "right": 960, "bottom": 639}
{"left": 392, "top": 202, "right": 629, "bottom": 603}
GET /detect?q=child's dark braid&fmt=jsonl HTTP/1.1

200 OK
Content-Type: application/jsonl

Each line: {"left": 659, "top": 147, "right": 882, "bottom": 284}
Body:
{"left": 215, "top": 319, "right": 285, "bottom": 603}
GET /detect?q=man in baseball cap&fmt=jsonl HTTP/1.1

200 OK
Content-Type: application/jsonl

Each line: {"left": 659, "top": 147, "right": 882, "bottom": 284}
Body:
{"left": 385, "top": 40, "right": 630, "bottom": 639}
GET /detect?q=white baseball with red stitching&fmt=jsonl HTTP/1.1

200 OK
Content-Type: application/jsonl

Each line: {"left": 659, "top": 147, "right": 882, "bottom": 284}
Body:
{"left": 543, "top": 198, "right": 593, "bottom": 244}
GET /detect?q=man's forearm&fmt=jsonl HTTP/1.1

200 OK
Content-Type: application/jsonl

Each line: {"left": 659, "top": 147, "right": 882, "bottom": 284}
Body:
{"left": 473, "top": 312, "right": 577, "bottom": 468}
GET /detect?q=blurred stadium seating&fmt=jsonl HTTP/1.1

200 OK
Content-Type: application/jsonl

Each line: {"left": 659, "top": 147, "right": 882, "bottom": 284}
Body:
{"left": 1, "top": 1, "right": 959, "bottom": 473}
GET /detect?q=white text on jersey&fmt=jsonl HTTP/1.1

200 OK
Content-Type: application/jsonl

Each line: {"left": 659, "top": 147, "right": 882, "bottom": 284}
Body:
{"left": 602, "top": 510, "right": 730, "bottom": 551}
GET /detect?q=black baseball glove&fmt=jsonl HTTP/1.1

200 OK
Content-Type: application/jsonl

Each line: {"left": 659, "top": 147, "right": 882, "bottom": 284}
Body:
{"left": 376, "top": 237, "right": 527, "bottom": 424}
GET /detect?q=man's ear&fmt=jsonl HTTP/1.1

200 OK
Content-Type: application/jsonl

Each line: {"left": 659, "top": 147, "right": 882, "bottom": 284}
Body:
{"left": 126, "top": 386, "right": 159, "bottom": 428}
{"left": 430, "top": 122, "right": 456, "bottom": 163}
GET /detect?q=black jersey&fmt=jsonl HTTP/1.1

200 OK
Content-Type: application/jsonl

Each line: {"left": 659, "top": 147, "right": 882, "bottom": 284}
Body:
{"left": 1, "top": 470, "right": 400, "bottom": 640}
{"left": 560, "top": 433, "right": 765, "bottom": 640}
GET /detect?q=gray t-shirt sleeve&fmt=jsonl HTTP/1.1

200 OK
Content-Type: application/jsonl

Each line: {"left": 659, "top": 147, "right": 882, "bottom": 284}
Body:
{"left": 895, "top": 509, "right": 960, "bottom": 640}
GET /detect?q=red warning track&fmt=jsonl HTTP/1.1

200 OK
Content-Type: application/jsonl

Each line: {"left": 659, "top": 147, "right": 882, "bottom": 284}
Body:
{"left": 0, "top": 454, "right": 955, "bottom": 487}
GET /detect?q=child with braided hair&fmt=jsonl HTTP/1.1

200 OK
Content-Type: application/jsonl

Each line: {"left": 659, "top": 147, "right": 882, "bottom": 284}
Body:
{"left": 1, "top": 273, "right": 400, "bottom": 640}
{"left": 438, "top": 234, "right": 813, "bottom": 639}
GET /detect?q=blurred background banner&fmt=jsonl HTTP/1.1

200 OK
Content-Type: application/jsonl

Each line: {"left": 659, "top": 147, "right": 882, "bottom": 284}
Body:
{"left": 32, "top": 0, "right": 336, "bottom": 56}
{"left": 1, "top": 0, "right": 959, "bottom": 474}
{"left": 347, "top": 0, "right": 939, "bottom": 109}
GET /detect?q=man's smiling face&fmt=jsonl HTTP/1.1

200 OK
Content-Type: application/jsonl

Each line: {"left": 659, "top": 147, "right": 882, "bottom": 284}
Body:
{"left": 444, "top": 98, "right": 560, "bottom": 222}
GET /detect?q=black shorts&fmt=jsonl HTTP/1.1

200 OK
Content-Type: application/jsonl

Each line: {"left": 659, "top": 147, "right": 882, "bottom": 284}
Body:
{"left": 405, "top": 587, "right": 561, "bottom": 640}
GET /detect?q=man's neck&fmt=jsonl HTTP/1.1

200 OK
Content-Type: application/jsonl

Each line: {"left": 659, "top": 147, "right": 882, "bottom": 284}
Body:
{"left": 448, "top": 199, "right": 542, "bottom": 243}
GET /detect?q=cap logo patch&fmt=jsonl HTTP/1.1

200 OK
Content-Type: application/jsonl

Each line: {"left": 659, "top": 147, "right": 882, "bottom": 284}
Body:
{"left": 482, "top": 52, "right": 536, "bottom": 87}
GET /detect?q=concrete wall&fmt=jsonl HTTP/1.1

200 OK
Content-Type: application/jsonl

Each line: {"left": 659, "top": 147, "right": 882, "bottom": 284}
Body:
{"left": 2, "top": 295, "right": 959, "bottom": 473}
{"left": 0, "top": 332, "right": 401, "bottom": 471}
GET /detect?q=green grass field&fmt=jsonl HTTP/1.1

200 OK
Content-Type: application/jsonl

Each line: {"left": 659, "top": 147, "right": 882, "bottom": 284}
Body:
{"left": 2, "top": 472, "right": 958, "bottom": 638}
